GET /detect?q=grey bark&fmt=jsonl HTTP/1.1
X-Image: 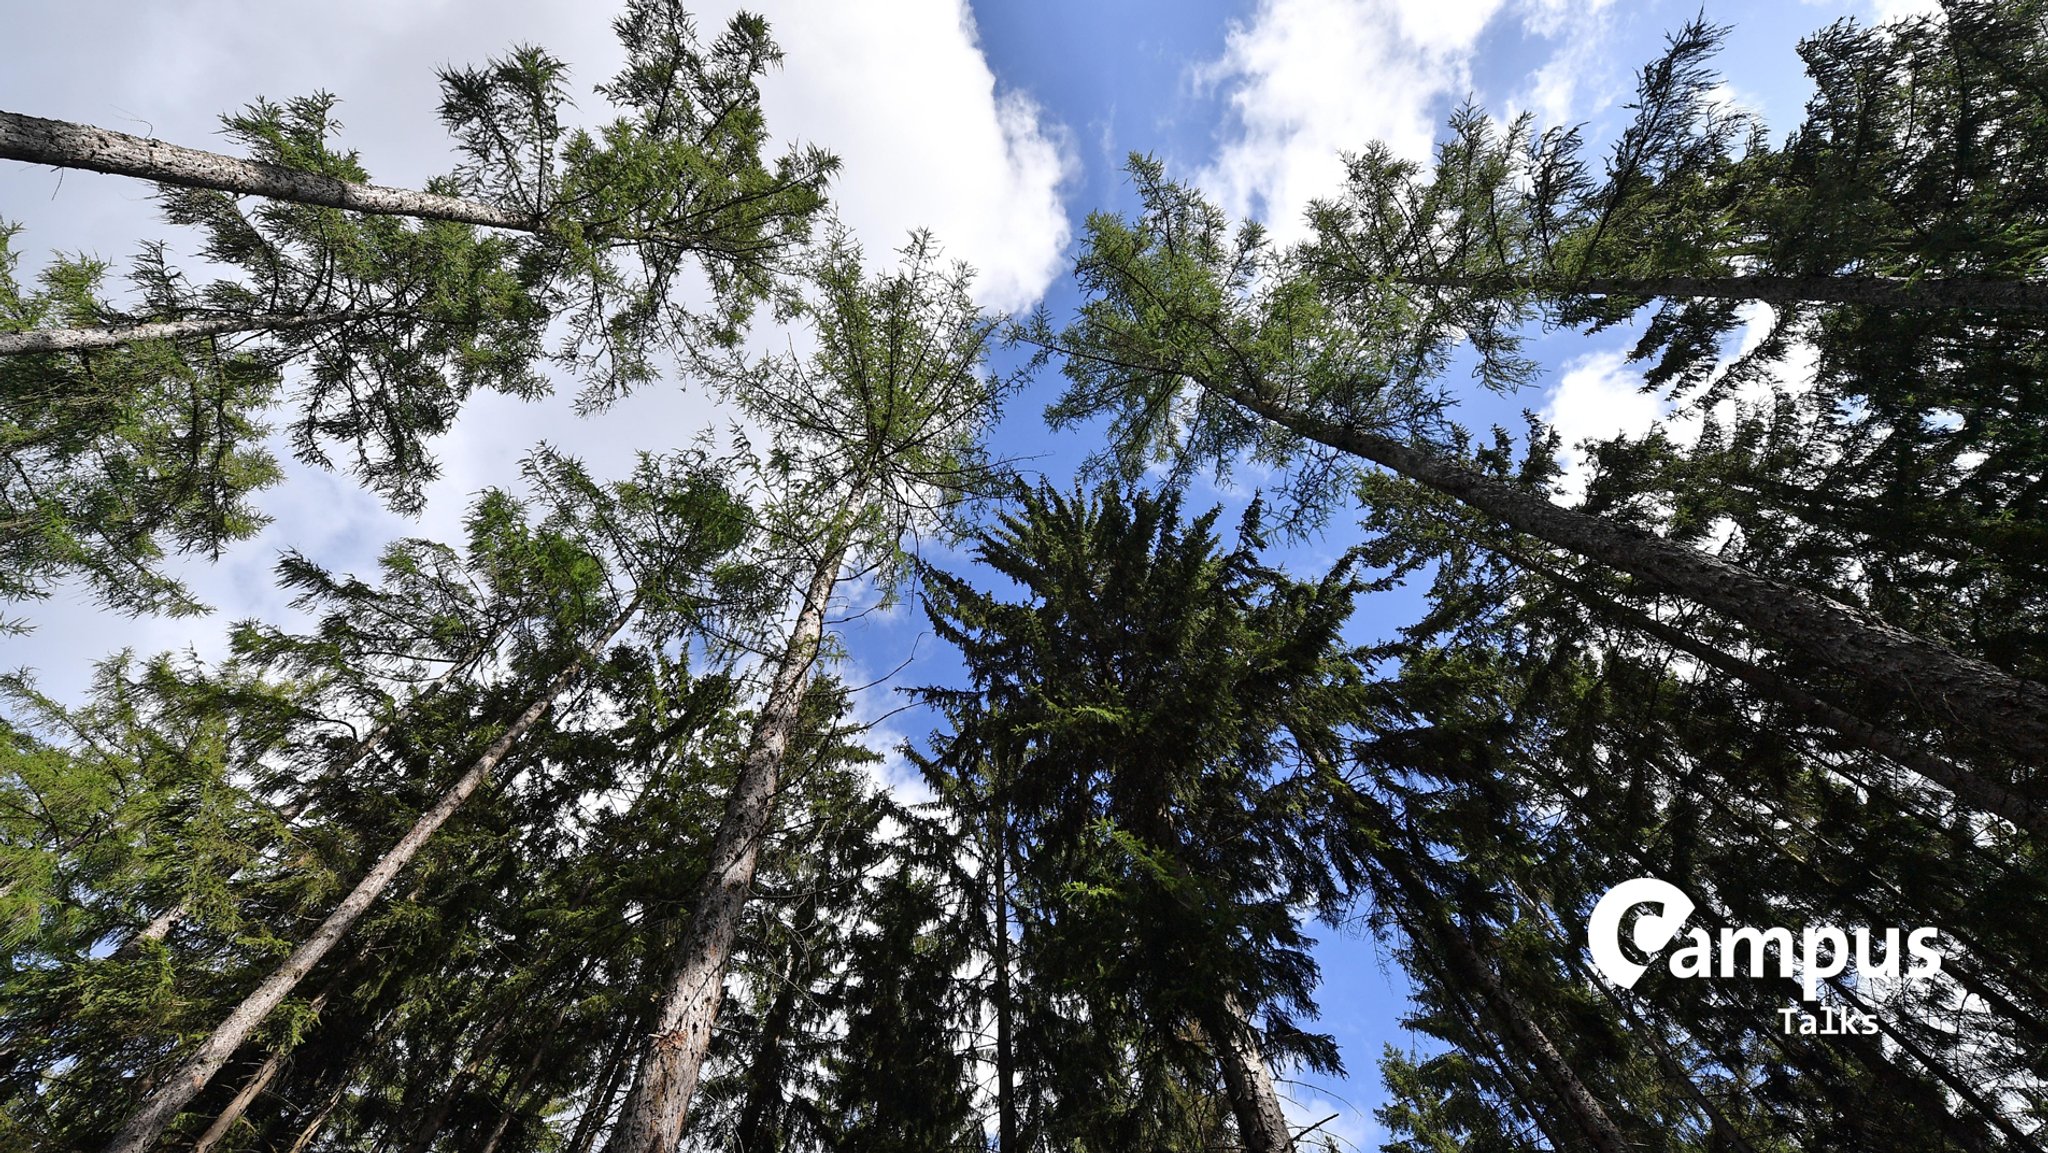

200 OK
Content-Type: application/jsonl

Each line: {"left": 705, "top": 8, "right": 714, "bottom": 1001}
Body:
{"left": 1412, "top": 885, "right": 1629, "bottom": 1153}
{"left": 0, "top": 110, "right": 535, "bottom": 231}
{"left": 989, "top": 821, "right": 1018, "bottom": 1153}
{"left": 1223, "top": 384, "right": 2048, "bottom": 766}
{"left": 0, "top": 312, "right": 349, "bottom": 357}
{"left": 1405, "top": 272, "right": 2048, "bottom": 312}
{"left": 100, "top": 604, "right": 631, "bottom": 1153}
{"left": 1202, "top": 995, "right": 1295, "bottom": 1153}
{"left": 604, "top": 542, "right": 846, "bottom": 1153}
{"left": 1512, "top": 548, "right": 2048, "bottom": 836}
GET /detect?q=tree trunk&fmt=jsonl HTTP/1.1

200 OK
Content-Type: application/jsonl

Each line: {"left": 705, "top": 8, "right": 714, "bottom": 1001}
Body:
{"left": 100, "top": 604, "right": 632, "bottom": 1153}
{"left": 1326, "top": 775, "right": 1631, "bottom": 1153}
{"left": 123, "top": 635, "right": 496, "bottom": 955}
{"left": 568, "top": 1014, "right": 643, "bottom": 1153}
{"left": 1202, "top": 995, "right": 1295, "bottom": 1153}
{"left": 1403, "top": 272, "right": 2048, "bottom": 313}
{"left": 1510, "top": 547, "right": 2048, "bottom": 836}
{"left": 189, "top": 970, "right": 350, "bottom": 1153}
{"left": 0, "top": 110, "right": 535, "bottom": 231}
{"left": 604, "top": 542, "right": 846, "bottom": 1153}
{"left": 989, "top": 821, "right": 1019, "bottom": 1153}
{"left": 284, "top": 1081, "right": 347, "bottom": 1153}
{"left": 1221, "top": 384, "right": 2048, "bottom": 765}
{"left": 0, "top": 311, "right": 352, "bottom": 357}
{"left": 1417, "top": 892, "right": 1630, "bottom": 1153}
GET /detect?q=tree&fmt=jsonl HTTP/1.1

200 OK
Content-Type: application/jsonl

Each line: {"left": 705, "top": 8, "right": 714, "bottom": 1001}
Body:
{"left": 605, "top": 227, "right": 1015, "bottom": 1152}
{"left": 1037, "top": 149, "right": 2048, "bottom": 794}
{"left": 0, "top": 0, "right": 834, "bottom": 615}
{"left": 64, "top": 449, "right": 748, "bottom": 1153}
{"left": 918, "top": 483, "right": 1360, "bottom": 1153}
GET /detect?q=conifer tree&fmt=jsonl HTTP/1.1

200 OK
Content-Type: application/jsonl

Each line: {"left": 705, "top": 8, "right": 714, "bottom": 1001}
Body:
{"left": 607, "top": 227, "right": 1013, "bottom": 1151}
{"left": 0, "top": 0, "right": 832, "bottom": 615}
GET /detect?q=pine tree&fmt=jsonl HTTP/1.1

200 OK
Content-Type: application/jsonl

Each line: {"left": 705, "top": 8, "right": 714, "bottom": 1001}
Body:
{"left": 606, "top": 227, "right": 1014, "bottom": 1151}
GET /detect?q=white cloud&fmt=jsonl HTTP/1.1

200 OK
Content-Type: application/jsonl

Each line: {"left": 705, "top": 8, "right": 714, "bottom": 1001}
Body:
{"left": 731, "top": 0, "right": 1075, "bottom": 312}
{"left": 1195, "top": 0, "right": 1501, "bottom": 241}
{"left": 1869, "top": 0, "right": 1942, "bottom": 23}
{"left": 0, "top": 0, "right": 1072, "bottom": 697}
{"left": 1509, "top": 0, "right": 1617, "bottom": 128}
{"left": 1539, "top": 349, "right": 1662, "bottom": 502}
{"left": 1194, "top": 0, "right": 1618, "bottom": 244}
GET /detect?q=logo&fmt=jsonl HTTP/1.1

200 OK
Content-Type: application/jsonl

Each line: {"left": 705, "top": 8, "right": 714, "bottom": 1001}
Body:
{"left": 1586, "top": 878, "right": 1944, "bottom": 1034}
{"left": 1588, "top": 878, "right": 1695, "bottom": 990}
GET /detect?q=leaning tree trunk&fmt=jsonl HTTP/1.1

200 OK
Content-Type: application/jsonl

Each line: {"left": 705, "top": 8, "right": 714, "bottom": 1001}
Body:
{"left": 189, "top": 983, "right": 332, "bottom": 1153}
{"left": 0, "top": 311, "right": 353, "bottom": 357}
{"left": 1201, "top": 994, "right": 1295, "bottom": 1153}
{"left": 1504, "top": 545, "right": 2048, "bottom": 836}
{"left": 604, "top": 540, "right": 847, "bottom": 1153}
{"left": 1220, "top": 383, "right": 2048, "bottom": 765}
{"left": 988, "top": 818, "right": 1019, "bottom": 1153}
{"left": 1402, "top": 272, "right": 2048, "bottom": 313}
{"left": 101, "top": 603, "right": 633, "bottom": 1153}
{"left": 125, "top": 634, "right": 498, "bottom": 955}
{"left": 1321, "top": 771, "right": 1631, "bottom": 1153}
{"left": 1392, "top": 873, "right": 1631, "bottom": 1153}
{"left": 0, "top": 110, "right": 536, "bottom": 230}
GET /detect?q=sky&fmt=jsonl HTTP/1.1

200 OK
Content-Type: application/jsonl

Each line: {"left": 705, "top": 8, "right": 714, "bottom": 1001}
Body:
{"left": 0, "top": 0, "right": 1935, "bottom": 1144}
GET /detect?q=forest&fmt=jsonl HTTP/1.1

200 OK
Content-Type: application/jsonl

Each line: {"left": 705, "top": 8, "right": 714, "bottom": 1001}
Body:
{"left": 2, "top": 0, "right": 2046, "bottom": 1149}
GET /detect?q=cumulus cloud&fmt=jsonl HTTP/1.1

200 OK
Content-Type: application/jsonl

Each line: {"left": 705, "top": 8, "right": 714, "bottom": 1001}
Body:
{"left": 1194, "top": 0, "right": 1503, "bottom": 241}
{"left": 734, "top": 0, "right": 1074, "bottom": 312}
{"left": 0, "top": 0, "right": 1072, "bottom": 697}
{"left": 1193, "top": 0, "right": 1622, "bottom": 244}
{"left": 1539, "top": 349, "right": 1663, "bottom": 502}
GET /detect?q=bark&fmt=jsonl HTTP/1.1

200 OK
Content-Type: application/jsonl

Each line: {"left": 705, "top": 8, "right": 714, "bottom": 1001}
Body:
{"left": 283, "top": 1082, "right": 346, "bottom": 1153}
{"left": 189, "top": 967, "right": 350, "bottom": 1153}
{"left": 604, "top": 543, "right": 846, "bottom": 1153}
{"left": 989, "top": 822, "right": 1018, "bottom": 1153}
{"left": 1514, "top": 548, "right": 2048, "bottom": 836}
{"left": 100, "top": 604, "right": 632, "bottom": 1153}
{"left": 1417, "top": 893, "right": 1630, "bottom": 1153}
{"left": 0, "top": 311, "right": 351, "bottom": 357}
{"left": 1221, "top": 383, "right": 2048, "bottom": 765}
{"left": 0, "top": 110, "right": 535, "bottom": 231}
{"left": 1404, "top": 272, "right": 2048, "bottom": 313}
{"left": 1327, "top": 774, "right": 1631, "bottom": 1153}
{"left": 568, "top": 1015, "right": 642, "bottom": 1153}
{"left": 119, "top": 635, "right": 495, "bottom": 954}
{"left": 1201, "top": 995, "right": 1295, "bottom": 1153}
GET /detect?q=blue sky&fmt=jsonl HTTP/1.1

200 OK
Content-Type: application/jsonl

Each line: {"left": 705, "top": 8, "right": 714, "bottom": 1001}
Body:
{"left": 0, "top": 0, "right": 1925, "bottom": 1143}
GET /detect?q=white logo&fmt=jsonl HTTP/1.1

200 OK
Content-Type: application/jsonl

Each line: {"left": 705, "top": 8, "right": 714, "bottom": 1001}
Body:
{"left": 1588, "top": 877, "right": 1696, "bottom": 990}
{"left": 1586, "top": 878, "right": 1943, "bottom": 1032}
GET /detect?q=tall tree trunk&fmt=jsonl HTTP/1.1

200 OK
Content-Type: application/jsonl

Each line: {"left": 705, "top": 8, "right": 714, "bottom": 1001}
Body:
{"left": 101, "top": 603, "right": 632, "bottom": 1153}
{"left": 1201, "top": 995, "right": 1294, "bottom": 1153}
{"left": 0, "top": 110, "right": 536, "bottom": 231}
{"left": 1402, "top": 272, "right": 2048, "bottom": 313}
{"left": 0, "top": 311, "right": 353, "bottom": 357}
{"left": 1507, "top": 546, "right": 2048, "bottom": 835}
{"left": 283, "top": 1080, "right": 347, "bottom": 1153}
{"left": 124, "top": 634, "right": 498, "bottom": 955}
{"left": 1410, "top": 889, "right": 1630, "bottom": 1153}
{"left": 1321, "top": 771, "right": 1632, "bottom": 1153}
{"left": 189, "top": 966, "right": 353, "bottom": 1153}
{"left": 605, "top": 541, "right": 846, "bottom": 1153}
{"left": 569, "top": 1019, "right": 640, "bottom": 1153}
{"left": 1220, "top": 382, "right": 2048, "bottom": 764}
{"left": 989, "top": 820, "right": 1019, "bottom": 1153}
